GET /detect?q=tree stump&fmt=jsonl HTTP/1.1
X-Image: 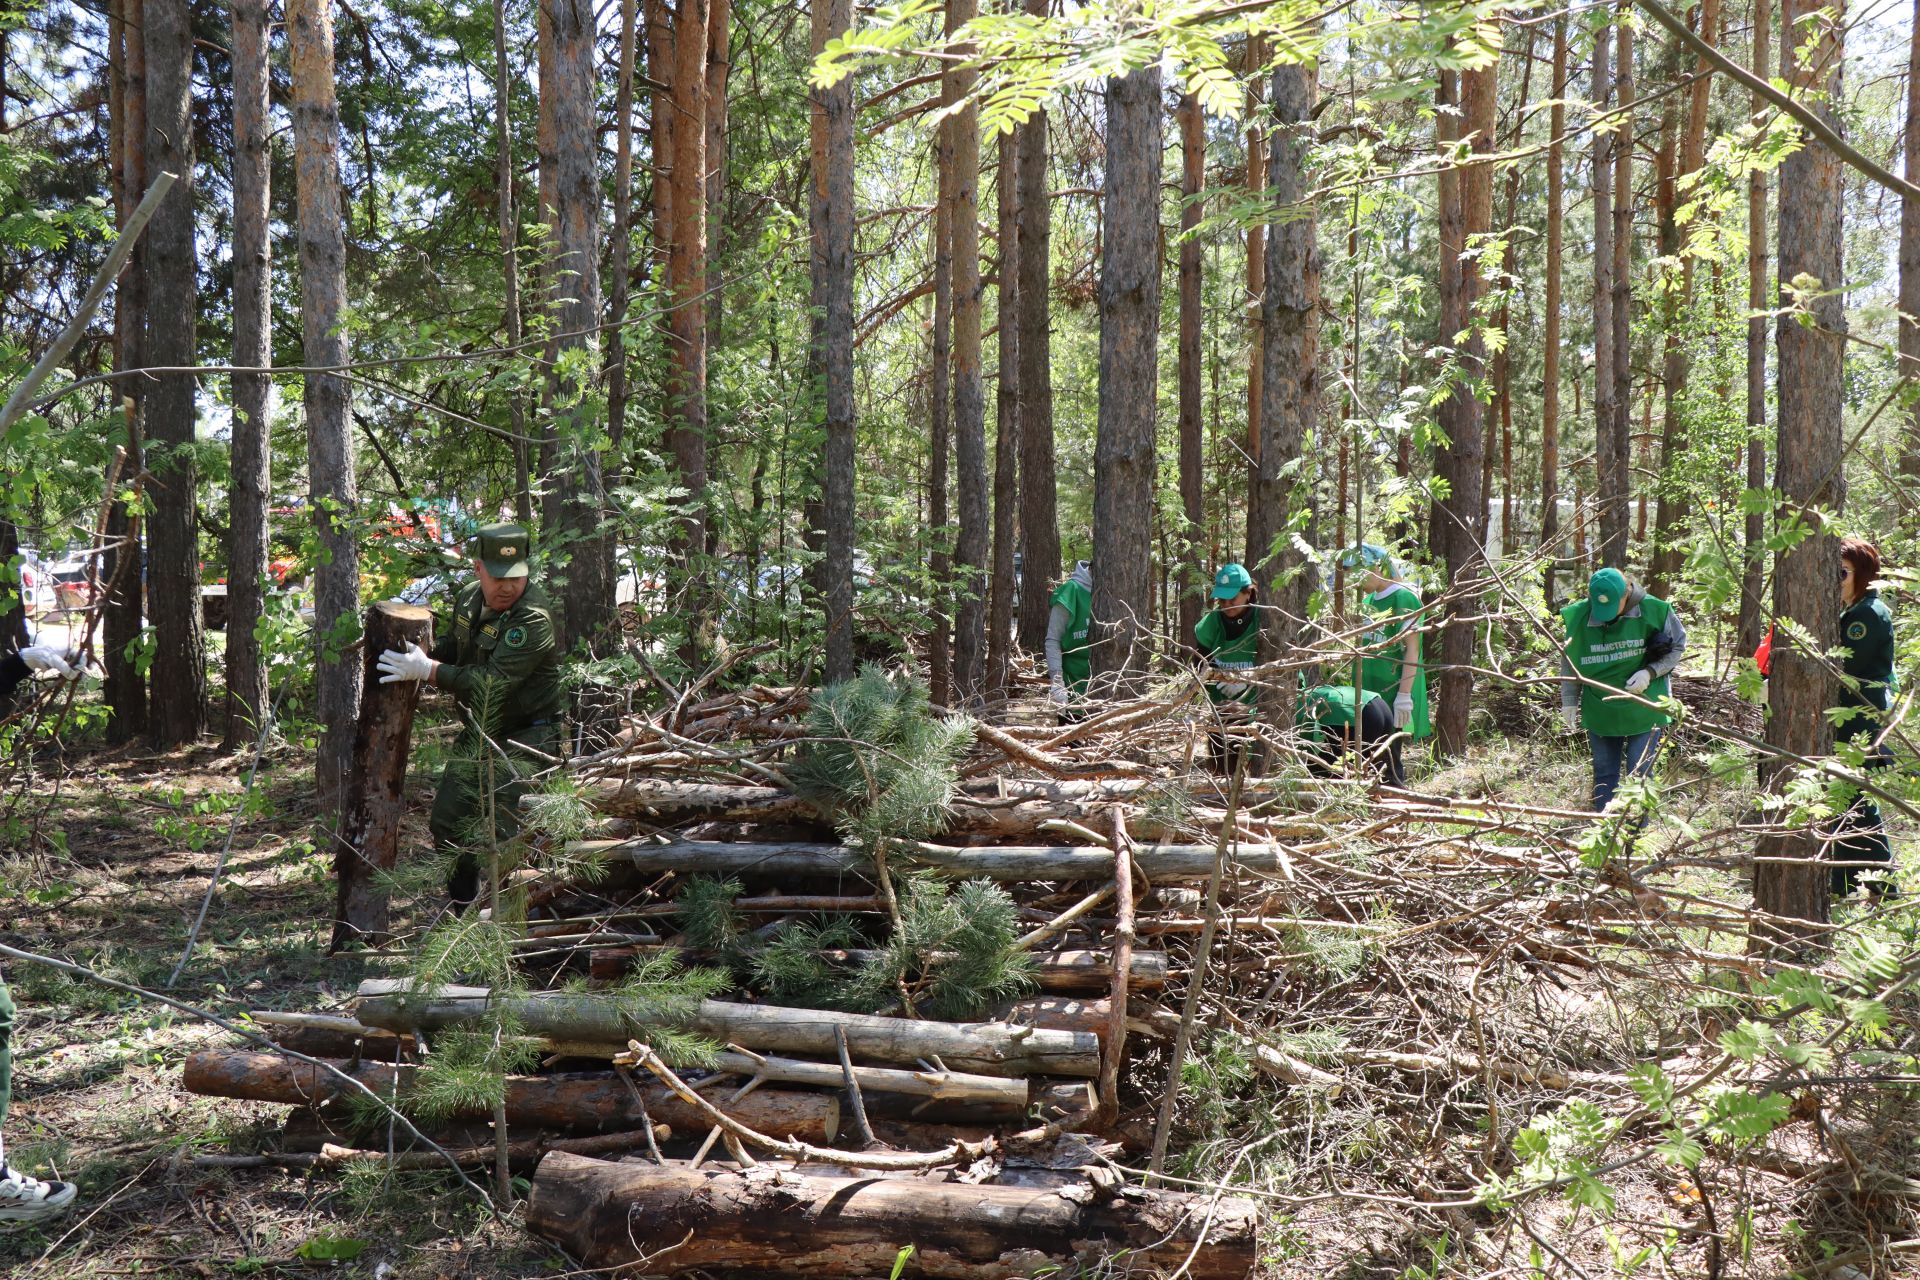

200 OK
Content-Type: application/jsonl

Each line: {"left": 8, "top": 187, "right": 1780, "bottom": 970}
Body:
{"left": 331, "top": 600, "right": 433, "bottom": 950}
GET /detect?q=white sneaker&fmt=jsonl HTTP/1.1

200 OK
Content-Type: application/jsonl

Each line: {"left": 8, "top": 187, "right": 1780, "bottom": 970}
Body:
{"left": 0, "top": 1166, "right": 78, "bottom": 1225}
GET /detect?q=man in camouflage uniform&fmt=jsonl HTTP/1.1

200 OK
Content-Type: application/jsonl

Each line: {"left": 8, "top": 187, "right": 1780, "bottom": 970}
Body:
{"left": 378, "top": 522, "right": 564, "bottom": 906}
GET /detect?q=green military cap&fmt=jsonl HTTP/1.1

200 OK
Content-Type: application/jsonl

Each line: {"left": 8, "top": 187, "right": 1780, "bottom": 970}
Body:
{"left": 474, "top": 522, "right": 531, "bottom": 579}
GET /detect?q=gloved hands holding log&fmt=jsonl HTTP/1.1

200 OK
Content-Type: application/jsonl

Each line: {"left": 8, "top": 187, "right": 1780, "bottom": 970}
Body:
{"left": 377, "top": 642, "right": 435, "bottom": 685}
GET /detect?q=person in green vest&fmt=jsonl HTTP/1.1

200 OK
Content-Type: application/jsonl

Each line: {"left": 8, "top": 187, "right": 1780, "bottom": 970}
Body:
{"left": 1342, "top": 545, "right": 1431, "bottom": 739}
{"left": 1297, "top": 680, "right": 1405, "bottom": 787}
{"left": 1045, "top": 559, "right": 1093, "bottom": 724}
{"left": 1830, "top": 537, "right": 1898, "bottom": 898}
{"left": 377, "top": 522, "right": 567, "bottom": 907}
{"left": 1194, "top": 562, "right": 1260, "bottom": 773}
{"left": 1559, "top": 567, "right": 1687, "bottom": 812}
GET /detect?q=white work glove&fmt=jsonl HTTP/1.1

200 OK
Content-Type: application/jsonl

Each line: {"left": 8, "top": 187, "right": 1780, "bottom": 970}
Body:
{"left": 1393, "top": 692, "right": 1414, "bottom": 729}
{"left": 18, "top": 645, "right": 78, "bottom": 679}
{"left": 1560, "top": 704, "right": 1581, "bottom": 733}
{"left": 1624, "top": 668, "right": 1652, "bottom": 696}
{"left": 1218, "top": 680, "right": 1248, "bottom": 699}
{"left": 377, "top": 642, "right": 435, "bottom": 685}
{"left": 1048, "top": 681, "right": 1070, "bottom": 708}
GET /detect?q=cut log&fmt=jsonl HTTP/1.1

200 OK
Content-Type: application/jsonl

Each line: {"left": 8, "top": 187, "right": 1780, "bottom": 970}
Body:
{"left": 526, "top": 1153, "right": 1259, "bottom": 1279}
{"left": 566, "top": 838, "right": 1293, "bottom": 883}
{"left": 182, "top": 1049, "right": 840, "bottom": 1141}
{"left": 587, "top": 944, "right": 1166, "bottom": 994}
{"left": 575, "top": 778, "right": 817, "bottom": 824}
{"left": 353, "top": 980, "right": 1101, "bottom": 1078}
{"left": 332, "top": 600, "right": 434, "bottom": 952}
{"left": 197, "top": 1126, "right": 673, "bottom": 1173}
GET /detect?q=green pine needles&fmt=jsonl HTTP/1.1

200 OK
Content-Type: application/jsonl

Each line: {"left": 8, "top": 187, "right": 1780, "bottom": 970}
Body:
{"left": 790, "top": 664, "right": 975, "bottom": 849}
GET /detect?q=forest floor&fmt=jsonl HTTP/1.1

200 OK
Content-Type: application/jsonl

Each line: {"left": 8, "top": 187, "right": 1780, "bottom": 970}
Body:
{"left": 0, "top": 705, "right": 1909, "bottom": 1278}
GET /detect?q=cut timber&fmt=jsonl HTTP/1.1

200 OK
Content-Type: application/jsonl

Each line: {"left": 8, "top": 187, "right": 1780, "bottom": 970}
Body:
{"left": 182, "top": 1049, "right": 840, "bottom": 1141}
{"left": 526, "top": 1153, "right": 1259, "bottom": 1279}
{"left": 588, "top": 945, "right": 1167, "bottom": 994}
{"left": 575, "top": 778, "right": 815, "bottom": 823}
{"left": 354, "top": 980, "right": 1101, "bottom": 1078}
{"left": 332, "top": 601, "right": 433, "bottom": 951}
{"left": 566, "top": 838, "right": 1292, "bottom": 883}
{"left": 699, "top": 1049, "right": 1024, "bottom": 1109}
{"left": 197, "top": 1127, "right": 672, "bottom": 1173}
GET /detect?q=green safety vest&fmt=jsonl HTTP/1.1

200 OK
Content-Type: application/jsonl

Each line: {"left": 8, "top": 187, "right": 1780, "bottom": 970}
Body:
{"left": 1297, "top": 684, "right": 1382, "bottom": 743}
{"left": 1050, "top": 577, "right": 1093, "bottom": 693}
{"left": 1358, "top": 585, "right": 1431, "bottom": 738}
{"left": 1561, "top": 594, "right": 1673, "bottom": 737}
{"left": 1194, "top": 607, "right": 1260, "bottom": 705}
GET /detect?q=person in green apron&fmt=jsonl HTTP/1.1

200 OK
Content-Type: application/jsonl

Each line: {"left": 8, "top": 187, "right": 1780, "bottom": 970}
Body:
{"left": 1558, "top": 567, "right": 1687, "bottom": 812}
{"left": 1194, "top": 562, "right": 1260, "bottom": 773}
{"left": 1341, "top": 546, "right": 1431, "bottom": 739}
{"left": 1830, "top": 538, "right": 1898, "bottom": 898}
{"left": 378, "top": 522, "right": 567, "bottom": 907}
{"left": 1297, "top": 681, "right": 1404, "bottom": 787}
{"left": 1045, "top": 560, "right": 1093, "bottom": 724}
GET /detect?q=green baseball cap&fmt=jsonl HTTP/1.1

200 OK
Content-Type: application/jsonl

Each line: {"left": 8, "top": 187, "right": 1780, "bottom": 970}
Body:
{"left": 1212, "top": 562, "right": 1253, "bottom": 599}
{"left": 473, "top": 522, "right": 531, "bottom": 580}
{"left": 1588, "top": 567, "right": 1627, "bottom": 623}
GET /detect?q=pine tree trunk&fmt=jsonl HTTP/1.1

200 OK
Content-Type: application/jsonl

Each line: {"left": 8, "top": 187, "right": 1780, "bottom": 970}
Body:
{"left": 225, "top": 0, "right": 272, "bottom": 748}
{"left": 143, "top": 0, "right": 206, "bottom": 748}
{"left": 1900, "top": 0, "right": 1920, "bottom": 479}
{"left": 1647, "top": 92, "right": 1679, "bottom": 597}
{"left": 987, "top": 130, "right": 1019, "bottom": 702}
{"left": 1607, "top": 13, "right": 1635, "bottom": 568}
{"left": 705, "top": 0, "right": 730, "bottom": 351}
{"left": 604, "top": 0, "right": 638, "bottom": 473}
{"left": 493, "top": 0, "right": 530, "bottom": 524}
{"left": 1541, "top": 15, "right": 1566, "bottom": 607}
{"left": 290, "top": 0, "right": 360, "bottom": 813}
{"left": 1429, "top": 57, "right": 1495, "bottom": 757}
{"left": 1754, "top": 0, "right": 1845, "bottom": 946}
{"left": 1014, "top": 7, "right": 1059, "bottom": 653}
{"left": 1649, "top": 0, "right": 1718, "bottom": 596}
{"left": 1090, "top": 65, "right": 1162, "bottom": 689}
{"left": 1243, "top": 36, "right": 1266, "bottom": 470}
{"left": 1591, "top": 25, "right": 1623, "bottom": 565}
{"left": 106, "top": 0, "right": 147, "bottom": 740}
{"left": 946, "top": 0, "right": 987, "bottom": 703}
{"left": 1738, "top": 0, "right": 1771, "bottom": 656}
{"left": 813, "top": 0, "right": 856, "bottom": 683}
{"left": 1247, "top": 54, "right": 1318, "bottom": 736}
{"left": 662, "top": 0, "right": 709, "bottom": 658}
{"left": 929, "top": 113, "right": 954, "bottom": 706}
{"left": 1176, "top": 90, "right": 1205, "bottom": 653}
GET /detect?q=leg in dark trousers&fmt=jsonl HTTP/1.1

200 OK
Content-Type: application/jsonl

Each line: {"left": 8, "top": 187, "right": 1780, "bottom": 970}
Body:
{"left": 1831, "top": 749, "right": 1895, "bottom": 898}
{"left": 1322, "top": 700, "right": 1403, "bottom": 788}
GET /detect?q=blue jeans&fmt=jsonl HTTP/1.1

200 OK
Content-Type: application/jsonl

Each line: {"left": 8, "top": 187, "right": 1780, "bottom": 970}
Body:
{"left": 1589, "top": 728, "right": 1662, "bottom": 812}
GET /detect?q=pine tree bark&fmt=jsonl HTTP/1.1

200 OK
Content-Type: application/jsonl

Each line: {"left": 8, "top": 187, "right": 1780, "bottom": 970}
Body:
{"left": 1176, "top": 90, "right": 1206, "bottom": 652}
{"left": 1607, "top": 12, "right": 1635, "bottom": 567}
{"left": 226, "top": 0, "right": 272, "bottom": 747}
{"left": 1090, "top": 65, "right": 1161, "bottom": 689}
{"left": 106, "top": 0, "right": 147, "bottom": 740}
{"left": 663, "top": 0, "right": 709, "bottom": 658}
{"left": 143, "top": 0, "right": 206, "bottom": 748}
{"left": 1738, "top": 0, "right": 1771, "bottom": 656}
{"left": 1755, "top": 0, "right": 1845, "bottom": 945}
{"left": 1247, "top": 54, "right": 1319, "bottom": 734}
{"left": 494, "top": 0, "right": 532, "bottom": 525}
{"left": 948, "top": 0, "right": 987, "bottom": 703}
{"left": 1900, "top": 0, "right": 1920, "bottom": 479}
{"left": 290, "top": 0, "right": 360, "bottom": 812}
{"left": 987, "top": 130, "right": 1019, "bottom": 701}
{"left": 604, "top": 0, "right": 638, "bottom": 474}
{"left": 813, "top": 0, "right": 856, "bottom": 683}
{"left": 1244, "top": 36, "right": 1266, "bottom": 470}
{"left": 1648, "top": 91, "right": 1680, "bottom": 595}
{"left": 705, "top": 0, "right": 730, "bottom": 350}
{"left": 1649, "top": 0, "right": 1718, "bottom": 596}
{"left": 1014, "top": 2, "right": 1059, "bottom": 653}
{"left": 1542, "top": 14, "right": 1566, "bottom": 606}
{"left": 1429, "top": 55, "right": 1495, "bottom": 757}
{"left": 1591, "top": 24, "right": 1624, "bottom": 564}
{"left": 929, "top": 124, "right": 953, "bottom": 705}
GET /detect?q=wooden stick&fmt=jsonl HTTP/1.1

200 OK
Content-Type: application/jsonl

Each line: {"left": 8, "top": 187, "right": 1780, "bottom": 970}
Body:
{"left": 1100, "top": 807, "right": 1135, "bottom": 1131}
{"left": 834, "top": 1025, "right": 877, "bottom": 1148}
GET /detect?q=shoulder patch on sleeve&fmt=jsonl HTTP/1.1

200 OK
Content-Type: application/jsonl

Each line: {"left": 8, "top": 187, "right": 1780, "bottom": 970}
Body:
{"left": 1847, "top": 620, "right": 1869, "bottom": 642}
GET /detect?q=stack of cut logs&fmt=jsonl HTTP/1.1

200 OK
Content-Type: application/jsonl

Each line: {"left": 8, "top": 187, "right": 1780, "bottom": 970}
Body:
{"left": 187, "top": 711, "right": 1277, "bottom": 1278}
